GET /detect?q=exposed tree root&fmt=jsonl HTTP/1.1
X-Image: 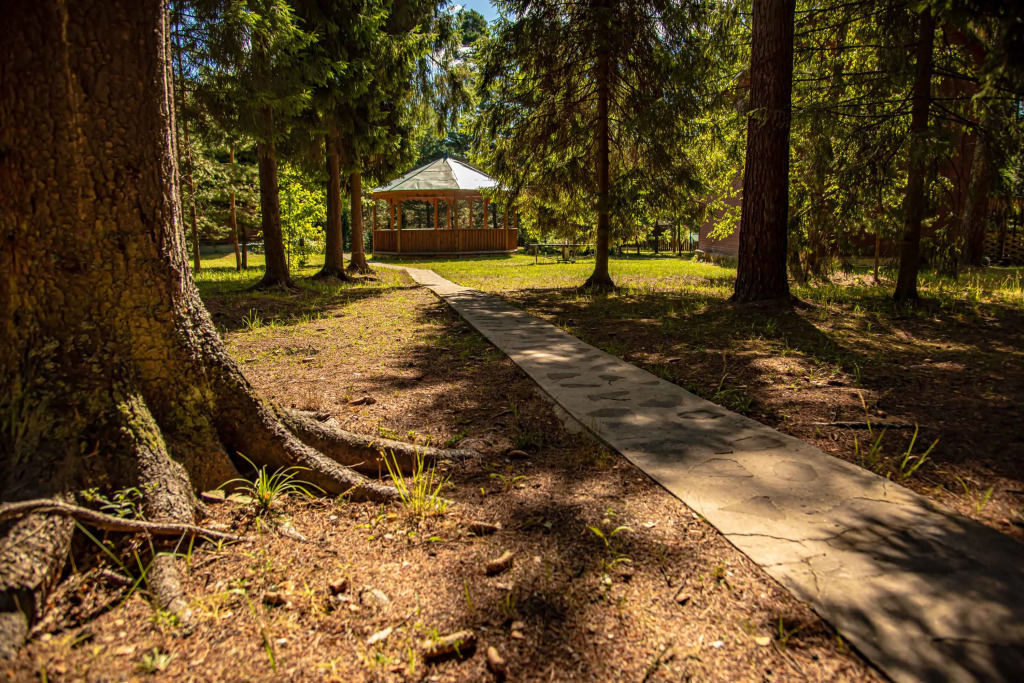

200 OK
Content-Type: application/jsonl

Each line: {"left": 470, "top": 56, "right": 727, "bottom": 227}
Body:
{"left": 250, "top": 277, "right": 297, "bottom": 292}
{"left": 346, "top": 259, "right": 373, "bottom": 275}
{"left": 282, "top": 409, "right": 479, "bottom": 475}
{"left": 0, "top": 502, "right": 75, "bottom": 659}
{"left": 0, "top": 500, "right": 246, "bottom": 543}
{"left": 578, "top": 276, "right": 617, "bottom": 294}
{"left": 147, "top": 554, "right": 190, "bottom": 616}
{"left": 313, "top": 266, "right": 356, "bottom": 282}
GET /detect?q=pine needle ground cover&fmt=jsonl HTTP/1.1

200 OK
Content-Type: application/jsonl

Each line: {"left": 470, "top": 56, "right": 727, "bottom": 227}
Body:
{"left": 391, "top": 254, "right": 1024, "bottom": 539}
{"left": 7, "top": 257, "right": 876, "bottom": 682}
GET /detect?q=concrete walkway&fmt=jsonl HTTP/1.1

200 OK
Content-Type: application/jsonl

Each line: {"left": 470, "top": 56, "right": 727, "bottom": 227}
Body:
{"left": 384, "top": 264, "right": 1024, "bottom": 682}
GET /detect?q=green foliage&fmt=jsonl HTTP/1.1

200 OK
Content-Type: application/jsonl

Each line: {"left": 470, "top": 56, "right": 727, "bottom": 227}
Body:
{"left": 476, "top": 0, "right": 741, "bottom": 246}
{"left": 278, "top": 163, "right": 326, "bottom": 268}
{"left": 190, "top": 143, "right": 261, "bottom": 242}
{"left": 458, "top": 8, "right": 489, "bottom": 47}
{"left": 80, "top": 487, "right": 146, "bottom": 519}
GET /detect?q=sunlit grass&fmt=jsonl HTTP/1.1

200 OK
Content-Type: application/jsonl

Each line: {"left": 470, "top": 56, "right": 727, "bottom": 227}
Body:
{"left": 377, "top": 252, "right": 736, "bottom": 296}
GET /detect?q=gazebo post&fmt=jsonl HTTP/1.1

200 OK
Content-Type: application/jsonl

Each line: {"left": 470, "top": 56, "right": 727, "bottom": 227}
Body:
{"left": 454, "top": 197, "right": 461, "bottom": 253}
{"left": 432, "top": 199, "right": 439, "bottom": 252}
{"left": 373, "top": 201, "right": 377, "bottom": 232}
{"left": 396, "top": 199, "right": 402, "bottom": 254}
{"left": 484, "top": 198, "right": 490, "bottom": 230}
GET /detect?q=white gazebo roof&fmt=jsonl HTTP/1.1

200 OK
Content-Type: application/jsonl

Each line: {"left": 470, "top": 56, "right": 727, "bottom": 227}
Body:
{"left": 374, "top": 157, "right": 496, "bottom": 193}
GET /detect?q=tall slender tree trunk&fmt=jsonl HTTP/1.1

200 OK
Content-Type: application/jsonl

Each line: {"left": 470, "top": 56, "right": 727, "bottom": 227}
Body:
{"left": 583, "top": 44, "right": 615, "bottom": 291}
{"left": 348, "top": 170, "right": 371, "bottom": 273}
{"left": 0, "top": 0, "right": 472, "bottom": 655}
{"left": 255, "top": 106, "right": 292, "bottom": 289}
{"left": 172, "top": 37, "right": 201, "bottom": 274}
{"left": 182, "top": 121, "right": 201, "bottom": 273}
{"left": 894, "top": 10, "right": 936, "bottom": 302}
{"left": 317, "top": 134, "right": 351, "bottom": 280}
{"left": 960, "top": 110, "right": 994, "bottom": 268}
{"left": 229, "top": 146, "right": 241, "bottom": 271}
{"left": 874, "top": 227, "right": 882, "bottom": 284}
{"left": 732, "top": 0, "right": 796, "bottom": 302}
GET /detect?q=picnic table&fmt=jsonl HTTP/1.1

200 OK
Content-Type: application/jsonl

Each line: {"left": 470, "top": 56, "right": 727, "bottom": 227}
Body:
{"left": 528, "top": 243, "right": 594, "bottom": 264}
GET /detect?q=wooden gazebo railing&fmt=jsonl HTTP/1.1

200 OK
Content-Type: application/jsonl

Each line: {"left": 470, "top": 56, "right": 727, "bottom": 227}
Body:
{"left": 371, "top": 191, "right": 517, "bottom": 256}
{"left": 370, "top": 158, "right": 518, "bottom": 256}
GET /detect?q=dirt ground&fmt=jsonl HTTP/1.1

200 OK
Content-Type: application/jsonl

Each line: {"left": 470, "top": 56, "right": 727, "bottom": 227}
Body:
{"left": 5, "top": 271, "right": 879, "bottom": 682}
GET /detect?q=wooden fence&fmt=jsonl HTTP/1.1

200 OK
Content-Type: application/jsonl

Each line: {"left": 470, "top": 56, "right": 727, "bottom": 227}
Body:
{"left": 985, "top": 197, "right": 1024, "bottom": 264}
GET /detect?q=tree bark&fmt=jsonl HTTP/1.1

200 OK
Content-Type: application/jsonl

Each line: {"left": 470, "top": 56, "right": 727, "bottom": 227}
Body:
{"left": 732, "top": 0, "right": 796, "bottom": 303}
{"left": 893, "top": 10, "right": 935, "bottom": 302}
{"left": 316, "top": 133, "right": 352, "bottom": 280}
{"left": 229, "top": 146, "right": 242, "bottom": 271}
{"left": 255, "top": 106, "right": 293, "bottom": 289}
{"left": 582, "top": 31, "right": 615, "bottom": 292}
{"left": 960, "top": 110, "right": 994, "bottom": 269}
{"left": 0, "top": 0, "right": 416, "bottom": 655}
{"left": 348, "top": 171, "right": 372, "bottom": 273}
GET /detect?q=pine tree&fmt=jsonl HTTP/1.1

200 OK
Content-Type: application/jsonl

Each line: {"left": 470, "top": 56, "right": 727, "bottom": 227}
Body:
{"left": 893, "top": 9, "right": 936, "bottom": 302}
{"left": 732, "top": 0, "right": 796, "bottom": 302}
{"left": 188, "top": 0, "right": 319, "bottom": 288}
{"left": 477, "top": 0, "right": 724, "bottom": 291}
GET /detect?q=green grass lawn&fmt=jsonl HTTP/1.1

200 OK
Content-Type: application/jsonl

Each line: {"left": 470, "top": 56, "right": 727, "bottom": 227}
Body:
{"left": 377, "top": 252, "right": 735, "bottom": 297}
{"left": 376, "top": 252, "right": 1024, "bottom": 308}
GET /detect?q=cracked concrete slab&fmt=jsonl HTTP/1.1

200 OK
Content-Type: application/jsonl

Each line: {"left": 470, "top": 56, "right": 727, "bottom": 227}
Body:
{"left": 384, "top": 264, "right": 1024, "bottom": 683}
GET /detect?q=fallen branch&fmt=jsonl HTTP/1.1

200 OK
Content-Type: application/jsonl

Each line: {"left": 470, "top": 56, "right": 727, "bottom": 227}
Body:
{"left": 0, "top": 499, "right": 246, "bottom": 543}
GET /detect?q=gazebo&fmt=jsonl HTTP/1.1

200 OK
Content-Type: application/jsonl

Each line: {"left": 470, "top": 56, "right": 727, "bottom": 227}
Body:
{"left": 371, "top": 157, "right": 518, "bottom": 256}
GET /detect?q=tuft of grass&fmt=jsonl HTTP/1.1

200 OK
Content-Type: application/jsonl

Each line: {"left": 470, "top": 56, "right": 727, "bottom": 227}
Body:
{"left": 382, "top": 448, "right": 450, "bottom": 517}
{"left": 954, "top": 475, "right": 995, "bottom": 513}
{"left": 854, "top": 429, "right": 887, "bottom": 472}
{"left": 137, "top": 648, "right": 173, "bottom": 674}
{"left": 224, "top": 455, "right": 323, "bottom": 517}
{"left": 242, "top": 309, "right": 264, "bottom": 331}
{"left": 896, "top": 425, "right": 938, "bottom": 481}
{"left": 776, "top": 617, "right": 807, "bottom": 650}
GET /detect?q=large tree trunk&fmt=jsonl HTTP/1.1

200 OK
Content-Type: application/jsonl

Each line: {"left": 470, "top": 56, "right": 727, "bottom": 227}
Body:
{"left": 255, "top": 106, "right": 293, "bottom": 289}
{"left": 317, "top": 134, "right": 352, "bottom": 280}
{"left": 583, "top": 39, "right": 615, "bottom": 292}
{"left": 0, "top": 0, "right": 479, "bottom": 656}
{"left": 229, "top": 146, "right": 242, "bottom": 271}
{"left": 732, "top": 0, "right": 796, "bottom": 303}
{"left": 893, "top": 10, "right": 936, "bottom": 302}
{"left": 348, "top": 170, "right": 372, "bottom": 273}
